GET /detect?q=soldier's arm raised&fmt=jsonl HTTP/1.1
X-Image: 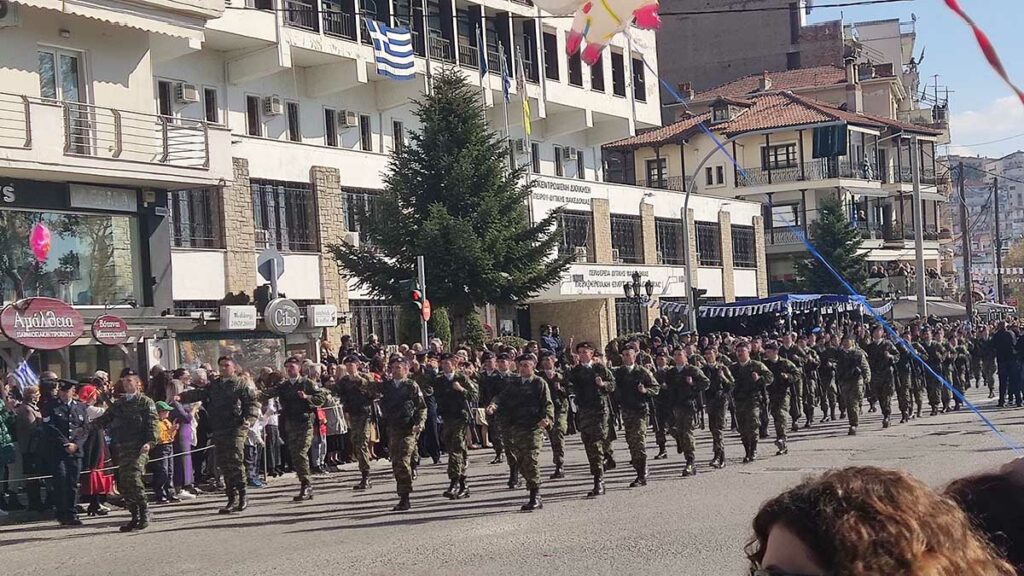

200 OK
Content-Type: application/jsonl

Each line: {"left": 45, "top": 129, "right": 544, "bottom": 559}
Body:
{"left": 720, "top": 365, "right": 735, "bottom": 391}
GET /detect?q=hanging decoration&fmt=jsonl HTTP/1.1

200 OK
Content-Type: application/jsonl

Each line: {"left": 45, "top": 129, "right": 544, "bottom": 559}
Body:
{"left": 29, "top": 222, "right": 52, "bottom": 263}
{"left": 531, "top": 0, "right": 661, "bottom": 65}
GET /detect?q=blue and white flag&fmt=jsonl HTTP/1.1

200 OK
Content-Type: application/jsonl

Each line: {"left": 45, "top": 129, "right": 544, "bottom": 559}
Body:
{"left": 365, "top": 20, "right": 415, "bottom": 81}
{"left": 476, "top": 25, "right": 488, "bottom": 78}
{"left": 11, "top": 361, "right": 38, "bottom": 393}
{"left": 500, "top": 46, "right": 511, "bottom": 104}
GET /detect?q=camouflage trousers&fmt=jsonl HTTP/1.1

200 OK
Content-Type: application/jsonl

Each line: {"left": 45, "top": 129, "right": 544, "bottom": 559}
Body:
{"left": 911, "top": 368, "right": 926, "bottom": 411}
{"left": 671, "top": 405, "right": 698, "bottom": 460}
{"left": 819, "top": 374, "right": 838, "bottom": 413}
{"left": 895, "top": 369, "right": 912, "bottom": 416}
{"left": 870, "top": 370, "right": 895, "bottom": 418}
{"left": 925, "top": 365, "right": 943, "bottom": 407}
{"left": 653, "top": 398, "right": 672, "bottom": 451}
{"left": 952, "top": 367, "right": 968, "bottom": 400}
{"left": 388, "top": 425, "right": 420, "bottom": 496}
{"left": 840, "top": 381, "right": 864, "bottom": 427}
{"left": 767, "top": 394, "right": 789, "bottom": 441}
{"left": 802, "top": 376, "right": 817, "bottom": 422}
{"left": 602, "top": 408, "right": 616, "bottom": 461}
{"left": 788, "top": 378, "right": 803, "bottom": 423}
{"left": 547, "top": 411, "right": 568, "bottom": 466}
{"left": 506, "top": 425, "right": 544, "bottom": 490}
{"left": 577, "top": 408, "right": 609, "bottom": 477}
{"left": 983, "top": 361, "right": 996, "bottom": 394}
{"left": 285, "top": 418, "right": 314, "bottom": 485}
{"left": 115, "top": 445, "right": 149, "bottom": 510}
{"left": 621, "top": 408, "right": 649, "bottom": 468}
{"left": 349, "top": 414, "right": 373, "bottom": 475}
{"left": 494, "top": 415, "right": 518, "bottom": 471}
{"left": 443, "top": 418, "right": 469, "bottom": 481}
{"left": 213, "top": 428, "right": 247, "bottom": 490}
{"left": 707, "top": 399, "right": 728, "bottom": 457}
{"left": 971, "top": 360, "right": 983, "bottom": 386}
{"left": 735, "top": 398, "right": 760, "bottom": 449}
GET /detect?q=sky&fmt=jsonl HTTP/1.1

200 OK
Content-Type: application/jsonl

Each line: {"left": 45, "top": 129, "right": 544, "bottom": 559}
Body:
{"left": 806, "top": 0, "right": 1024, "bottom": 159}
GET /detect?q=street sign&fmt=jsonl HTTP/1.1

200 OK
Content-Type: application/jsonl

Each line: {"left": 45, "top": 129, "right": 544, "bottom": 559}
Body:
{"left": 421, "top": 298, "right": 432, "bottom": 322}
{"left": 0, "top": 297, "right": 84, "bottom": 350}
{"left": 257, "top": 248, "right": 285, "bottom": 282}
{"left": 92, "top": 314, "right": 129, "bottom": 346}
{"left": 264, "top": 298, "right": 300, "bottom": 335}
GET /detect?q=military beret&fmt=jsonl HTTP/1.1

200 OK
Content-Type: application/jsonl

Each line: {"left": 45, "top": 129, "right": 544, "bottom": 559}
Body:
{"left": 480, "top": 351, "right": 495, "bottom": 361}
{"left": 342, "top": 355, "right": 361, "bottom": 364}
{"left": 735, "top": 340, "right": 750, "bottom": 349}
{"left": 426, "top": 352, "right": 439, "bottom": 360}
{"left": 621, "top": 343, "right": 640, "bottom": 353}
{"left": 516, "top": 353, "right": 537, "bottom": 364}
{"left": 284, "top": 356, "right": 302, "bottom": 365}
{"left": 575, "top": 341, "right": 594, "bottom": 351}
{"left": 440, "top": 352, "right": 456, "bottom": 362}
{"left": 415, "top": 350, "right": 428, "bottom": 359}
{"left": 538, "top": 350, "right": 555, "bottom": 359}
{"left": 57, "top": 379, "right": 78, "bottom": 391}
{"left": 763, "top": 341, "right": 779, "bottom": 351}
{"left": 496, "top": 352, "right": 511, "bottom": 360}
{"left": 388, "top": 355, "right": 408, "bottom": 366}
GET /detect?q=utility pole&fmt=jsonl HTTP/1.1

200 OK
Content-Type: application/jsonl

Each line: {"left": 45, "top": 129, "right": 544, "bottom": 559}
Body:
{"left": 957, "top": 162, "right": 973, "bottom": 320}
{"left": 911, "top": 136, "right": 927, "bottom": 317}
{"left": 994, "top": 176, "right": 1004, "bottom": 303}
{"left": 417, "top": 255, "right": 428, "bottom": 347}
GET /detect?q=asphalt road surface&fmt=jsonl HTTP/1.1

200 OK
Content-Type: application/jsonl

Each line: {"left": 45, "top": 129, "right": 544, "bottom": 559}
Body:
{"left": 3, "top": 386, "right": 1022, "bottom": 576}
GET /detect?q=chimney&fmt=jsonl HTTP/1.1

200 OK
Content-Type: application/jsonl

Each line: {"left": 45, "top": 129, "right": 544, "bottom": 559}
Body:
{"left": 758, "top": 71, "right": 772, "bottom": 92}
{"left": 677, "top": 81, "right": 694, "bottom": 100}
{"left": 844, "top": 57, "right": 863, "bottom": 113}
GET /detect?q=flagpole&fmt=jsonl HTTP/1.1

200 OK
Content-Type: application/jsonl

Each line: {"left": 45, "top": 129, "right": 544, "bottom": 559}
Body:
{"left": 499, "top": 41, "right": 511, "bottom": 168}
{"left": 517, "top": 46, "right": 531, "bottom": 184}
{"left": 420, "top": 0, "right": 432, "bottom": 94}
{"left": 476, "top": 24, "right": 486, "bottom": 108}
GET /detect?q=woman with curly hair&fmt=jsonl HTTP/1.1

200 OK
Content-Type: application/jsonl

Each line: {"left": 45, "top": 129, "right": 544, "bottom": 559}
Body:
{"left": 746, "top": 466, "right": 1014, "bottom": 576}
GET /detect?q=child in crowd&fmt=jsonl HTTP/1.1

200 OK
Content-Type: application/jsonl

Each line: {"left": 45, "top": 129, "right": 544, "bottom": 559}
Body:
{"left": 152, "top": 402, "right": 179, "bottom": 504}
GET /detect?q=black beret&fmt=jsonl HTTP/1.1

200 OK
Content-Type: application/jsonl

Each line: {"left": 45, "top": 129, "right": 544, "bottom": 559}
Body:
{"left": 496, "top": 352, "right": 511, "bottom": 360}
{"left": 516, "top": 353, "right": 537, "bottom": 363}
{"left": 763, "top": 342, "right": 779, "bottom": 350}
{"left": 480, "top": 351, "right": 495, "bottom": 361}
{"left": 388, "top": 356, "right": 408, "bottom": 366}
{"left": 440, "top": 352, "right": 456, "bottom": 362}
{"left": 58, "top": 379, "right": 78, "bottom": 391}
{"left": 284, "top": 356, "right": 302, "bottom": 365}
{"left": 538, "top": 350, "right": 555, "bottom": 359}
{"left": 342, "top": 355, "right": 361, "bottom": 364}
{"left": 575, "top": 341, "right": 594, "bottom": 351}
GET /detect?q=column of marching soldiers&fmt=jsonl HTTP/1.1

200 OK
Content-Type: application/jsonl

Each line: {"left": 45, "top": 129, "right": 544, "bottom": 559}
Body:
{"left": 80, "top": 320, "right": 1001, "bottom": 531}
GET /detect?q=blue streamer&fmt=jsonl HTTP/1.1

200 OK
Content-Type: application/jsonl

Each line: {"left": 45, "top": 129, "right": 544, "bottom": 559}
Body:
{"left": 639, "top": 56, "right": 1023, "bottom": 454}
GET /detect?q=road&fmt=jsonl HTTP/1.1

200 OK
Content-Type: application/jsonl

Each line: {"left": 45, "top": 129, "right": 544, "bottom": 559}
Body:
{"left": 2, "top": 386, "right": 1022, "bottom": 576}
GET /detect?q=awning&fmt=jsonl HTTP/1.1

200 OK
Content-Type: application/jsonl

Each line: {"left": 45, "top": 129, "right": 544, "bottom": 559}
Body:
{"left": 13, "top": 0, "right": 206, "bottom": 43}
{"left": 692, "top": 294, "right": 889, "bottom": 319}
{"left": 862, "top": 248, "right": 940, "bottom": 262}
{"left": 884, "top": 298, "right": 967, "bottom": 321}
{"left": 843, "top": 185, "right": 889, "bottom": 198}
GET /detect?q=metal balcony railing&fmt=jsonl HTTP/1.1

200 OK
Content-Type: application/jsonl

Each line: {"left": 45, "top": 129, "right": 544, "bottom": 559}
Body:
{"left": 0, "top": 93, "right": 31, "bottom": 149}
{"left": 765, "top": 227, "right": 809, "bottom": 246}
{"left": 458, "top": 42, "right": 479, "bottom": 69}
{"left": 62, "top": 101, "right": 210, "bottom": 168}
{"left": 887, "top": 166, "right": 938, "bottom": 186}
{"left": 737, "top": 158, "right": 880, "bottom": 187}
{"left": 323, "top": 5, "right": 356, "bottom": 40}
{"left": 636, "top": 175, "right": 694, "bottom": 192}
{"left": 487, "top": 49, "right": 501, "bottom": 74}
{"left": 428, "top": 35, "right": 454, "bottom": 62}
{"left": 283, "top": 0, "right": 318, "bottom": 32}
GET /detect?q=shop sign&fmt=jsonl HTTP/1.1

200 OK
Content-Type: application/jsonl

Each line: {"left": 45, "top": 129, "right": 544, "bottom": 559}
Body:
{"left": 306, "top": 304, "right": 338, "bottom": 328}
{"left": 0, "top": 178, "right": 69, "bottom": 211}
{"left": 69, "top": 184, "right": 137, "bottom": 213}
{"left": 264, "top": 298, "right": 300, "bottom": 335}
{"left": 0, "top": 297, "right": 84, "bottom": 350}
{"left": 532, "top": 264, "right": 689, "bottom": 302}
{"left": 220, "top": 305, "right": 257, "bottom": 331}
{"left": 92, "top": 314, "right": 129, "bottom": 346}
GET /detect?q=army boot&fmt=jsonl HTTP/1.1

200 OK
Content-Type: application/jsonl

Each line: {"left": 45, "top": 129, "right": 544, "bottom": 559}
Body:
{"left": 443, "top": 479, "right": 458, "bottom": 499}
{"left": 899, "top": 411, "right": 908, "bottom": 424}
{"left": 354, "top": 472, "right": 371, "bottom": 491}
{"left": 293, "top": 482, "right": 312, "bottom": 502}
{"left": 774, "top": 438, "right": 788, "bottom": 456}
{"left": 654, "top": 447, "right": 668, "bottom": 460}
{"left": 119, "top": 506, "right": 140, "bottom": 532}
{"left": 603, "top": 454, "right": 617, "bottom": 471}
{"left": 587, "top": 476, "right": 605, "bottom": 497}
{"left": 882, "top": 416, "right": 891, "bottom": 429}
{"left": 709, "top": 449, "right": 725, "bottom": 469}
{"left": 830, "top": 407, "right": 837, "bottom": 421}
{"left": 681, "top": 458, "right": 696, "bottom": 477}
{"left": 507, "top": 465, "right": 521, "bottom": 489}
{"left": 521, "top": 488, "right": 542, "bottom": 512}
{"left": 791, "top": 422, "right": 800, "bottom": 433}
{"left": 550, "top": 464, "right": 565, "bottom": 479}
{"left": 868, "top": 402, "right": 877, "bottom": 413}
{"left": 234, "top": 488, "right": 248, "bottom": 512}
{"left": 392, "top": 494, "right": 411, "bottom": 512}
{"left": 628, "top": 464, "right": 647, "bottom": 488}
{"left": 930, "top": 405, "right": 938, "bottom": 416}
{"left": 742, "top": 443, "right": 752, "bottom": 464}
{"left": 136, "top": 504, "right": 150, "bottom": 530}
{"left": 490, "top": 452, "right": 504, "bottom": 465}
{"left": 454, "top": 476, "right": 470, "bottom": 499}
{"left": 848, "top": 425, "right": 857, "bottom": 436}
{"left": 219, "top": 488, "right": 237, "bottom": 515}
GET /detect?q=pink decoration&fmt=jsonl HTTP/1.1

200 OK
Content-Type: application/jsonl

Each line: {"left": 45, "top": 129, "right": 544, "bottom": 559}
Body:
{"left": 30, "top": 222, "right": 52, "bottom": 262}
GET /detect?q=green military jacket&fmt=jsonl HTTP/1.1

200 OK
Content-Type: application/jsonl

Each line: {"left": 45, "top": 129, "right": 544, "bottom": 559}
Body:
{"left": 335, "top": 373, "right": 379, "bottom": 418}
{"left": 433, "top": 371, "right": 479, "bottom": 422}
{"left": 762, "top": 356, "right": 800, "bottom": 399}
{"left": 864, "top": 338, "right": 898, "bottom": 377}
{"left": 836, "top": 346, "right": 872, "bottom": 385}
{"left": 86, "top": 394, "right": 160, "bottom": 449}
{"left": 262, "top": 376, "right": 328, "bottom": 425}
{"left": 179, "top": 377, "right": 260, "bottom": 436}
{"left": 537, "top": 369, "right": 569, "bottom": 417}
{"left": 612, "top": 364, "right": 659, "bottom": 413}
{"left": 702, "top": 361, "right": 735, "bottom": 403}
{"left": 380, "top": 378, "right": 427, "bottom": 432}
{"left": 492, "top": 374, "right": 554, "bottom": 432}
{"left": 730, "top": 359, "right": 772, "bottom": 404}
{"left": 567, "top": 363, "right": 616, "bottom": 413}
{"left": 664, "top": 363, "right": 710, "bottom": 408}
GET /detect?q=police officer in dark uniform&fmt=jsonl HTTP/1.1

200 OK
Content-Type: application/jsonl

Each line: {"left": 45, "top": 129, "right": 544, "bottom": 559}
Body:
{"left": 43, "top": 380, "right": 86, "bottom": 526}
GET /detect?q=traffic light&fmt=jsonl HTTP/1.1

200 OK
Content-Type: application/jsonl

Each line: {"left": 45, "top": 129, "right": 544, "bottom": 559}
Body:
{"left": 691, "top": 287, "right": 708, "bottom": 315}
{"left": 411, "top": 289, "right": 423, "bottom": 311}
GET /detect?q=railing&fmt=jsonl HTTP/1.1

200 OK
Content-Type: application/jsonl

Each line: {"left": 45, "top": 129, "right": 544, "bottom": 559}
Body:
{"left": 458, "top": 42, "right": 479, "bottom": 69}
{"left": 62, "top": 101, "right": 209, "bottom": 168}
{"left": 0, "top": 92, "right": 31, "bottom": 149}
{"left": 428, "top": 35, "right": 454, "bottom": 62}
{"left": 283, "top": 0, "right": 318, "bottom": 32}
{"left": 765, "top": 227, "right": 808, "bottom": 246}
{"left": 322, "top": 5, "right": 356, "bottom": 40}
{"left": 855, "top": 221, "right": 886, "bottom": 240}
{"left": 737, "top": 158, "right": 879, "bottom": 187}
{"left": 866, "top": 275, "right": 948, "bottom": 298}
{"left": 487, "top": 49, "right": 501, "bottom": 74}
{"left": 636, "top": 175, "right": 694, "bottom": 192}
{"left": 523, "top": 57, "right": 539, "bottom": 82}
{"left": 887, "top": 166, "right": 938, "bottom": 186}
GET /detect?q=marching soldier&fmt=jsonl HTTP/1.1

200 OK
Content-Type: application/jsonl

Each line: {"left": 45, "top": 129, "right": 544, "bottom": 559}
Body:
{"left": 566, "top": 342, "right": 615, "bottom": 497}
{"left": 664, "top": 347, "right": 710, "bottom": 476}
{"left": 380, "top": 356, "right": 427, "bottom": 511}
{"left": 778, "top": 333, "right": 805, "bottom": 433}
{"left": 796, "top": 334, "right": 819, "bottom": 428}
{"left": 864, "top": 325, "right": 899, "bottom": 428}
{"left": 262, "top": 357, "right": 328, "bottom": 502}
{"left": 761, "top": 342, "right": 798, "bottom": 455}
{"left": 950, "top": 335, "right": 970, "bottom": 411}
{"left": 612, "top": 345, "right": 660, "bottom": 487}
{"left": 894, "top": 332, "right": 915, "bottom": 422}
{"left": 486, "top": 353, "right": 554, "bottom": 511}
{"left": 976, "top": 326, "right": 997, "bottom": 399}
{"left": 433, "top": 353, "right": 479, "bottom": 500}
{"left": 651, "top": 352, "right": 672, "bottom": 460}
{"left": 536, "top": 351, "right": 569, "bottom": 478}
{"left": 816, "top": 333, "right": 840, "bottom": 422}
{"left": 702, "top": 347, "right": 734, "bottom": 468}
{"left": 335, "top": 355, "right": 379, "bottom": 490}
{"left": 730, "top": 341, "right": 772, "bottom": 463}
{"left": 939, "top": 331, "right": 956, "bottom": 413}
{"left": 836, "top": 334, "right": 872, "bottom": 435}
{"left": 919, "top": 328, "right": 947, "bottom": 415}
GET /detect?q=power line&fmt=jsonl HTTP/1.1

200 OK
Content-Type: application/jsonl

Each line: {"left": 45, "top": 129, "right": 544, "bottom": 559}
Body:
{"left": 954, "top": 132, "right": 1024, "bottom": 148}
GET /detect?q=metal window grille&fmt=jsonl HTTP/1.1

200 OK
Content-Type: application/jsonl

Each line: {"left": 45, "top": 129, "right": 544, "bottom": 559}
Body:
{"left": 696, "top": 221, "right": 722, "bottom": 266}
{"left": 342, "top": 188, "right": 381, "bottom": 239}
{"left": 350, "top": 299, "right": 401, "bottom": 347}
{"left": 655, "top": 218, "right": 684, "bottom": 265}
{"left": 615, "top": 298, "right": 644, "bottom": 336}
{"left": 610, "top": 214, "right": 643, "bottom": 264}
{"left": 168, "top": 188, "right": 223, "bottom": 249}
{"left": 732, "top": 224, "right": 757, "bottom": 268}
{"left": 558, "top": 210, "right": 593, "bottom": 261}
{"left": 251, "top": 179, "right": 319, "bottom": 252}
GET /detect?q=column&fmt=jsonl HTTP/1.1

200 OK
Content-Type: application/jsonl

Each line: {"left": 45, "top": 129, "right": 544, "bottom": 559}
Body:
{"left": 591, "top": 198, "right": 612, "bottom": 263}
{"left": 719, "top": 210, "right": 735, "bottom": 302}
{"left": 311, "top": 165, "right": 349, "bottom": 350}
{"left": 224, "top": 158, "right": 257, "bottom": 296}
{"left": 754, "top": 215, "right": 769, "bottom": 298}
{"left": 640, "top": 201, "right": 657, "bottom": 264}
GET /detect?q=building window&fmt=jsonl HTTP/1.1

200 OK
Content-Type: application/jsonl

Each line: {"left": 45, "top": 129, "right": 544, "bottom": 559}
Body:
{"left": 716, "top": 165, "right": 725, "bottom": 185}
{"left": 557, "top": 210, "right": 593, "bottom": 261}
{"left": 157, "top": 80, "right": 174, "bottom": 117}
{"left": 245, "top": 95, "right": 262, "bottom": 137}
{"left": 655, "top": 218, "right": 684, "bottom": 265}
{"left": 696, "top": 221, "right": 722, "bottom": 266}
{"left": 590, "top": 54, "right": 605, "bottom": 92}
{"left": 393, "top": 120, "right": 405, "bottom": 154}
{"left": 610, "top": 214, "right": 643, "bottom": 263}
{"left": 732, "top": 224, "right": 757, "bottom": 268}
{"left": 632, "top": 57, "right": 646, "bottom": 101}
{"left": 39, "top": 48, "right": 84, "bottom": 102}
{"left": 706, "top": 165, "right": 725, "bottom": 186}
{"left": 611, "top": 51, "right": 626, "bottom": 97}
{"left": 286, "top": 101, "right": 301, "bottom": 142}
{"left": 771, "top": 203, "right": 801, "bottom": 229}
{"left": 250, "top": 179, "right": 319, "bottom": 252}
{"left": 554, "top": 145, "right": 564, "bottom": 177}
{"left": 343, "top": 188, "right": 381, "bottom": 243}
{"left": 576, "top": 149, "right": 585, "bottom": 179}
{"left": 531, "top": 142, "right": 540, "bottom": 174}
{"left": 324, "top": 108, "right": 338, "bottom": 147}
{"left": 645, "top": 158, "right": 666, "bottom": 187}
{"left": 568, "top": 46, "right": 583, "bottom": 87}
{"left": 761, "top": 143, "right": 798, "bottom": 170}
{"left": 705, "top": 166, "right": 714, "bottom": 186}
{"left": 543, "top": 31, "right": 559, "bottom": 80}
{"left": 203, "top": 87, "right": 219, "bottom": 124}
{"left": 168, "top": 188, "right": 222, "bottom": 249}
{"left": 712, "top": 105, "right": 730, "bottom": 123}
{"left": 359, "top": 114, "right": 372, "bottom": 151}
{"left": 615, "top": 298, "right": 644, "bottom": 337}
{"left": 350, "top": 299, "right": 401, "bottom": 347}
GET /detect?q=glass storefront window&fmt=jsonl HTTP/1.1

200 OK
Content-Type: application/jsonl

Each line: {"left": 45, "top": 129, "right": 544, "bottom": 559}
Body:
{"left": 0, "top": 209, "right": 143, "bottom": 306}
{"left": 177, "top": 333, "right": 286, "bottom": 374}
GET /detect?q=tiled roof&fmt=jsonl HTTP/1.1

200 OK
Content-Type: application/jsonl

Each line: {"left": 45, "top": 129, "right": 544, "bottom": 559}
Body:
{"left": 691, "top": 65, "right": 848, "bottom": 101}
{"left": 857, "top": 111, "right": 945, "bottom": 136}
{"left": 603, "top": 112, "right": 712, "bottom": 151}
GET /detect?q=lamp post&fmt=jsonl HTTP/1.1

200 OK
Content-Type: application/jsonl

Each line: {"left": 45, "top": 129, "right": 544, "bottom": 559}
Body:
{"left": 623, "top": 271, "right": 655, "bottom": 333}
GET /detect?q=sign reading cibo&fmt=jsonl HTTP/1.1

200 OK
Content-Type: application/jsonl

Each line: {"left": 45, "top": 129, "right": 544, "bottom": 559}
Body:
{"left": 264, "top": 298, "right": 300, "bottom": 335}
{"left": 92, "top": 314, "right": 129, "bottom": 346}
{"left": 1, "top": 297, "right": 85, "bottom": 350}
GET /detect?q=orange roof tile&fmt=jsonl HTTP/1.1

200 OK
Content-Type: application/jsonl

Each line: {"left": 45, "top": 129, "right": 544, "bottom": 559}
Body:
{"left": 691, "top": 65, "right": 848, "bottom": 101}
{"left": 603, "top": 112, "right": 712, "bottom": 151}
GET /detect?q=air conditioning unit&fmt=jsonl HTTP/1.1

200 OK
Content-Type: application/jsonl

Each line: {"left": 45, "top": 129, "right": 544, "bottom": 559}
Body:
{"left": 263, "top": 95, "right": 283, "bottom": 116}
{"left": 566, "top": 147, "right": 580, "bottom": 161}
{"left": 343, "top": 231, "right": 360, "bottom": 248}
{"left": 174, "top": 82, "right": 199, "bottom": 104}
{"left": 512, "top": 138, "right": 527, "bottom": 154}
{"left": 573, "top": 246, "right": 588, "bottom": 262}
{"left": 337, "top": 110, "right": 358, "bottom": 130}
{"left": 611, "top": 248, "right": 622, "bottom": 263}
{"left": 0, "top": 1, "right": 20, "bottom": 27}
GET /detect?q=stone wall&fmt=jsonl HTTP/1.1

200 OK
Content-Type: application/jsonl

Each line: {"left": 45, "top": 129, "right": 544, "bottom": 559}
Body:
{"left": 754, "top": 215, "right": 769, "bottom": 298}
{"left": 311, "top": 165, "right": 349, "bottom": 350}
{"left": 223, "top": 158, "right": 257, "bottom": 296}
{"left": 719, "top": 210, "right": 735, "bottom": 302}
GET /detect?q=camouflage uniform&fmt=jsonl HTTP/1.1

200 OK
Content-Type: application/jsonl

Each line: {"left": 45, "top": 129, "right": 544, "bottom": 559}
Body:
{"left": 779, "top": 344, "right": 806, "bottom": 430}
{"left": 652, "top": 366, "right": 672, "bottom": 455}
{"left": 566, "top": 363, "right": 616, "bottom": 479}
{"left": 179, "top": 377, "right": 260, "bottom": 496}
{"left": 894, "top": 343, "right": 914, "bottom": 421}
{"left": 816, "top": 342, "right": 839, "bottom": 420}
{"left": 263, "top": 377, "right": 328, "bottom": 489}
{"left": 797, "top": 345, "right": 819, "bottom": 426}
{"left": 730, "top": 359, "right": 772, "bottom": 461}
{"left": 865, "top": 338, "right": 899, "bottom": 425}
{"left": 336, "top": 373, "right": 379, "bottom": 480}
{"left": 537, "top": 368, "right": 568, "bottom": 471}
{"left": 762, "top": 355, "right": 799, "bottom": 449}
{"left": 836, "top": 346, "right": 871, "bottom": 431}
{"left": 493, "top": 375, "right": 554, "bottom": 495}
{"left": 976, "top": 335, "right": 997, "bottom": 397}
{"left": 952, "top": 343, "right": 970, "bottom": 409}
{"left": 612, "top": 364, "right": 660, "bottom": 481}
{"left": 969, "top": 336, "right": 983, "bottom": 387}
{"left": 701, "top": 360, "right": 735, "bottom": 465}
{"left": 433, "top": 371, "right": 479, "bottom": 483}
{"left": 380, "top": 378, "right": 427, "bottom": 497}
{"left": 479, "top": 370, "right": 510, "bottom": 465}
{"left": 664, "top": 363, "right": 710, "bottom": 467}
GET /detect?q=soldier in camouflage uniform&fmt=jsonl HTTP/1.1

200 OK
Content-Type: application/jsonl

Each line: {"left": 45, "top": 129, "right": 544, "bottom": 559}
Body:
{"left": 335, "top": 355, "right": 380, "bottom": 490}
{"left": 262, "top": 356, "right": 328, "bottom": 502}
{"left": 976, "top": 326, "right": 997, "bottom": 398}
{"left": 701, "top": 347, "right": 734, "bottom": 468}
{"left": 815, "top": 332, "right": 839, "bottom": 422}
{"left": 778, "top": 333, "right": 805, "bottom": 433}
{"left": 651, "top": 352, "right": 672, "bottom": 460}
{"left": 433, "top": 353, "right": 479, "bottom": 500}
{"left": 969, "top": 330, "right": 983, "bottom": 389}
{"left": 796, "top": 334, "right": 819, "bottom": 428}
{"left": 178, "top": 356, "right": 260, "bottom": 515}
{"left": 761, "top": 342, "right": 798, "bottom": 455}
{"left": 612, "top": 345, "right": 660, "bottom": 487}
{"left": 750, "top": 339, "right": 771, "bottom": 439}
{"left": 836, "top": 334, "right": 871, "bottom": 435}
{"left": 380, "top": 356, "right": 427, "bottom": 511}
{"left": 949, "top": 335, "right": 969, "bottom": 411}
{"left": 730, "top": 341, "right": 771, "bottom": 463}
{"left": 536, "top": 351, "right": 568, "bottom": 478}
{"left": 486, "top": 353, "right": 554, "bottom": 511}
{"left": 664, "top": 348, "right": 710, "bottom": 475}
{"left": 864, "top": 325, "right": 899, "bottom": 428}
{"left": 566, "top": 342, "right": 615, "bottom": 497}
{"left": 938, "top": 331, "right": 956, "bottom": 413}
{"left": 894, "top": 332, "right": 915, "bottom": 422}
{"left": 83, "top": 372, "right": 160, "bottom": 532}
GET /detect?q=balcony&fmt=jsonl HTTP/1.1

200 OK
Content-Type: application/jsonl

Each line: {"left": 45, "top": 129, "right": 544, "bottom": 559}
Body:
{"left": 737, "top": 158, "right": 879, "bottom": 187}
{"left": 0, "top": 92, "right": 231, "bottom": 188}
{"left": 458, "top": 40, "right": 480, "bottom": 69}
{"left": 322, "top": 3, "right": 356, "bottom": 40}
{"left": 636, "top": 175, "right": 695, "bottom": 192}
{"left": 882, "top": 166, "right": 938, "bottom": 186}
{"left": 428, "top": 34, "right": 455, "bottom": 63}
{"left": 764, "top": 227, "right": 809, "bottom": 247}
{"left": 283, "top": 0, "right": 319, "bottom": 32}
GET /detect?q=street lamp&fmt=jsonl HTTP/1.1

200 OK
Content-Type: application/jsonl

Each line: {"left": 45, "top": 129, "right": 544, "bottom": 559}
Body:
{"left": 622, "top": 271, "right": 654, "bottom": 304}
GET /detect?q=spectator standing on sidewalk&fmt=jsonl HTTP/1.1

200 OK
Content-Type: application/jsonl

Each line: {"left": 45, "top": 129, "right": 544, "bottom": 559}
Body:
{"left": 151, "top": 402, "right": 178, "bottom": 503}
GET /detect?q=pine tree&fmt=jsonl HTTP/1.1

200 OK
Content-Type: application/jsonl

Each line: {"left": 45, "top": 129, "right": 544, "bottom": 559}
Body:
{"left": 328, "top": 68, "right": 570, "bottom": 330}
{"left": 794, "top": 197, "right": 869, "bottom": 294}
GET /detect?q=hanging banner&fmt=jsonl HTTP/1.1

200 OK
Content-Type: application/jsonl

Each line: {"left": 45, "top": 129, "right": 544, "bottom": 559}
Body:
{"left": 0, "top": 297, "right": 84, "bottom": 350}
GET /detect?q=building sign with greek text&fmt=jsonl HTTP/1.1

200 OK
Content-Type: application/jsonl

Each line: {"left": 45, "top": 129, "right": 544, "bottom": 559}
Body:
{"left": 531, "top": 264, "right": 689, "bottom": 302}
{"left": 0, "top": 298, "right": 85, "bottom": 350}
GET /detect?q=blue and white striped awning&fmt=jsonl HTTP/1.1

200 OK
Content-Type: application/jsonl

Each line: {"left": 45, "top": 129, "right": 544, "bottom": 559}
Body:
{"left": 661, "top": 294, "right": 895, "bottom": 319}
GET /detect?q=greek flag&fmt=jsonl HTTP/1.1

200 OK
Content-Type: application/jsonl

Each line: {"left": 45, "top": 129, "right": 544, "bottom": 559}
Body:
{"left": 365, "top": 20, "right": 415, "bottom": 81}
{"left": 11, "top": 361, "right": 38, "bottom": 393}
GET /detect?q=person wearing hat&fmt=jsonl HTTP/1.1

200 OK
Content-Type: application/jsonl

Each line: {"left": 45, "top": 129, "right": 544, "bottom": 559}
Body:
{"left": 485, "top": 353, "right": 553, "bottom": 511}
{"left": 864, "top": 324, "right": 899, "bottom": 429}
{"left": 612, "top": 345, "right": 660, "bottom": 487}
{"left": 795, "top": 333, "right": 820, "bottom": 429}
{"left": 178, "top": 356, "right": 260, "bottom": 515}
{"left": 761, "top": 342, "right": 799, "bottom": 456}
{"left": 479, "top": 352, "right": 511, "bottom": 469}
{"left": 836, "top": 333, "right": 872, "bottom": 435}
{"left": 917, "top": 327, "right": 945, "bottom": 417}
{"left": 379, "top": 356, "right": 426, "bottom": 511}
{"left": 730, "top": 341, "right": 773, "bottom": 463}
{"left": 151, "top": 401, "right": 179, "bottom": 503}
{"left": 334, "top": 355, "right": 379, "bottom": 490}
{"left": 566, "top": 341, "right": 616, "bottom": 498}
{"left": 814, "top": 332, "right": 840, "bottom": 422}
{"left": 701, "top": 346, "right": 735, "bottom": 469}
{"left": 433, "top": 352, "right": 479, "bottom": 500}
{"left": 664, "top": 347, "right": 710, "bottom": 476}
{"left": 262, "top": 356, "right": 328, "bottom": 502}
{"left": 536, "top": 351, "right": 568, "bottom": 478}
{"left": 41, "top": 379, "right": 87, "bottom": 526}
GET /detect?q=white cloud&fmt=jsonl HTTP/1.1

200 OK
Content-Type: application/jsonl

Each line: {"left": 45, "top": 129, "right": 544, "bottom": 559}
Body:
{"left": 948, "top": 95, "right": 1024, "bottom": 158}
